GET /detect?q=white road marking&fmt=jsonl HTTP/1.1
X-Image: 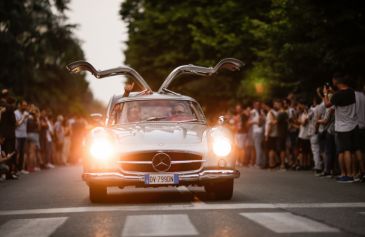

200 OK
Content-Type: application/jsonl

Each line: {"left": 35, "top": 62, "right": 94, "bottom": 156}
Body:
{"left": 0, "top": 202, "right": 364, "bottom": 216}
{"left": 240, "top": 212, "right": 339, "bottom": 233}
{"left": 122, "top": 214, "right": 198, "bottom": 236}
{"left": 0, "top": 217, "right": 67, "bottom": 237}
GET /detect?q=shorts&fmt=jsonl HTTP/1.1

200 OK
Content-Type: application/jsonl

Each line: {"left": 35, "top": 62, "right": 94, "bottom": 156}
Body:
{"left": 266, "top": 137, "right": 278, "bottom": 151}
{"left": 27, "top": 133, "right": 40, "bottom": 149}
{"left": 297, "top": 138, "right": 311, "bottom": 155}
{"left": 335, "top": 127, "right": 359, "bottom": 153}
{"left": 235, "top": 133, "right": 246, "bottom": 149}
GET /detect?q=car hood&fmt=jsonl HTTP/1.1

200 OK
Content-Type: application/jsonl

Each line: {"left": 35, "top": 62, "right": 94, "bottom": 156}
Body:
{"left": 109, "top": 123, "right": 208, "bottom": 154}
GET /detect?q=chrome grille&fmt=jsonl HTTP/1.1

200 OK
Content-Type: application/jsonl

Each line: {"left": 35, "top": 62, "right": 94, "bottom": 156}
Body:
{"left": 119, "top": 151, "right": 203, "bottom": 173}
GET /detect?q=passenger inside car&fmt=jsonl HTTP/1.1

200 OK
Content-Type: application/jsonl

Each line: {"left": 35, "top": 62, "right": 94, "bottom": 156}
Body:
{"left": 169, "top": 103, "right": 194, "bottom": 121}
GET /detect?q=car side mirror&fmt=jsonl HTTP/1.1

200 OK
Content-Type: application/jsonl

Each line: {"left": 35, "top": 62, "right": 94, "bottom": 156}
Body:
{"left": 218, "top": 116, "right": 225, "bottom": 125}
{"left": 90, "top": 113, "right": 104, "bottom": 126}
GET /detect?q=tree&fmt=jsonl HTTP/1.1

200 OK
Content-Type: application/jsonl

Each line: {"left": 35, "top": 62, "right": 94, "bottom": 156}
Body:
{"left": 120, "top": 0, "right": 365, "bottom": 113}
{"left": 0, "top": 0, "right": 96, "bottom": 114}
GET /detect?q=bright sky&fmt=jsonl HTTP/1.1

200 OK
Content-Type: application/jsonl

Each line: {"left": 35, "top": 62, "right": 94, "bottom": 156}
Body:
{"left": 67, "top": 0, "right": 127, "bottom": 105}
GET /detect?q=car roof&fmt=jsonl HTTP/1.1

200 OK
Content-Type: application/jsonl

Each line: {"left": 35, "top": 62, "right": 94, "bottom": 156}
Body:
{"left": 110, "top": 92, "right": 198, "bottom": 104}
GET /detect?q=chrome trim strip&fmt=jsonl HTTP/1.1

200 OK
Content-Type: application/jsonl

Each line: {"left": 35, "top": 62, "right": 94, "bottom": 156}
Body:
{"left": 117, "top": 160, "right": 206, "bottom": 164}
{"left": 117, "top": 161, "right": 152, "bottom": 164}
{"left": 83, "top": 169, "right": 240, "bottom": 184}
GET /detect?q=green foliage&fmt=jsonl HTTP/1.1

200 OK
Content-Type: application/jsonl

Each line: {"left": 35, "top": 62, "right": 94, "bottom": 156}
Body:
{"left": 0, "top": 0, "right": 95, "bottom": 115}
{"left": 120, "top": 0, "right": 365, "bottom": 110}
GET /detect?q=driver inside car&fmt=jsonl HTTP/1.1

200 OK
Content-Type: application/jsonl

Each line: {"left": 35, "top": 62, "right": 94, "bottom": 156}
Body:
{"left": 170, "top": 103, "right": 193, "bottom": 121}
{"left": 127, "top": 103, "right": 142, "bottom": 122}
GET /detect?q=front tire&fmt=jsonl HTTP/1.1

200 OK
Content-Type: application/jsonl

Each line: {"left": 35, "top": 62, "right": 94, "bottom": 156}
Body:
{"left": 204, "top": 179, "right": 234, "bottom": 200}
{"left": 89, "top": 185, "right": 107, "bottom": 203}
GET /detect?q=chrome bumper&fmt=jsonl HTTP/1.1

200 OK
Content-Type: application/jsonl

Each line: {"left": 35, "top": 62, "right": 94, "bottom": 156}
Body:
{"left": 82, "top": 169, "right": 240, "bottom": 186}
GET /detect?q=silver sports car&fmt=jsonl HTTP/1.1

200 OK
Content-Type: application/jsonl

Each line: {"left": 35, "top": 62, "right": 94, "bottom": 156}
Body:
{"left": 67, "top": 58, "right": 243, "bottom": 202}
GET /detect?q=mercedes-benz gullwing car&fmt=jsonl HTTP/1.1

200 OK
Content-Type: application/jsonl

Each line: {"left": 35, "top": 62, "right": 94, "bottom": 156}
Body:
{"left": 66, "top": 58, "right": 243, "bottom": 202}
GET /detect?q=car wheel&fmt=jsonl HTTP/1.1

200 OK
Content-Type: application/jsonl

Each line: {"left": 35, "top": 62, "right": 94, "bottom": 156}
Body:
{"left": 89, "top": 185, "right": 107, "bottom": 203}
{"left": 204, "top": 179, "right": 234, "bottom": 200}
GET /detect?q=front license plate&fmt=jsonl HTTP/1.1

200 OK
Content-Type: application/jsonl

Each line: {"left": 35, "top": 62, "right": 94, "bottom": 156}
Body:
{"left": 144, "top": 174, "right": 179, "bottom": 185}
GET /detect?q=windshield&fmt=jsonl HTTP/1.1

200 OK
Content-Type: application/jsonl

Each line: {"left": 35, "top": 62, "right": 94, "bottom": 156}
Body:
{"left": 109, "top": 99, "right": 205, "bottom": 125}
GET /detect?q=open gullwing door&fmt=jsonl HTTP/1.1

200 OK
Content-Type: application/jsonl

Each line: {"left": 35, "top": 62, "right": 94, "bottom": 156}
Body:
{"left": 66, "top": 60, "right": 151, "bottom": 91}
{"left": 158, "top": 58, "right": 244, "bottom": 93}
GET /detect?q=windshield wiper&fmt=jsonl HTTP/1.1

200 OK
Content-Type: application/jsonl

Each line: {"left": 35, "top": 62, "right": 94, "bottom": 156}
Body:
{"left": 144, "top": 116, "right": 169, "bottom": 121}
{"left": 178, "top": 118, "right": 198, "bottom": 123}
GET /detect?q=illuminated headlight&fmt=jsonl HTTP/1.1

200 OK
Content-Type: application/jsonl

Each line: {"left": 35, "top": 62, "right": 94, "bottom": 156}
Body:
{"left": 89, "top": 138, "right": 115, "bottom": 160}
{"left": 212, "top": 137, "right": 232, "bottom": 157}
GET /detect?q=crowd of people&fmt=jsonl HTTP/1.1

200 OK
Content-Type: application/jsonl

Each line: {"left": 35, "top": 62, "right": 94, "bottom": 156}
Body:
{"left": 0, "top": 89, "right": 88, "bottom": 181}
{"left": 1, "top": 74, "right": 364, "bottom": 184}
{"left": 225, "top": 74, "right": 365, "bottom": 183}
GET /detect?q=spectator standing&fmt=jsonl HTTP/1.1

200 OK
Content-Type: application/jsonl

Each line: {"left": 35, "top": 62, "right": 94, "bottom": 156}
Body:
{"left": 232, "top": 104, "right": 248, "bottom": 166}
{"left": 250, "top": 101, "right": 266, "bottom": 168}
{"left": 324, "top": 74, "right": 359, "bottom": 183}
{"left": 14, "top": 100, "right": 29, "bottom": 174}
{"left": 40, "top": 110, "right": 55, "bottom": 169}
{"left": 26, "top": 104, "right": 42, "bottom": 171}
{"left": 354, "top": 90, "right": 365, "bottom": 181}
{"left": 297, "top": 103, "right": 311, "bottom": 170}
{"left": 276, "top": 100, "right": 289, "bottom": 170}
{"left": 244, "top": 105, "right": 255, "bottom": 166}
{"left": 308, "top": 97, "right": 325, "bottom": 175}
{"left": 317, "top": 105, "right": 337, "bottom": 177}
{"left": 54, "top": 115, "right": 65, "bottom": 165}
{"left": 287, "top": 99, "right": 299, "bottom": 168}
{"left": 265, "top": 101, "right": 279, "bottom": 169}
{"left": 62, "top": 117, "right": 72, "bottom": 165}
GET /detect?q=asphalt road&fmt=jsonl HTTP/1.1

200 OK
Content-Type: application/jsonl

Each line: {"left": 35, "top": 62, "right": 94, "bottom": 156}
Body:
{"left": 0, "top": 166, "right": 364, "bottom": 237}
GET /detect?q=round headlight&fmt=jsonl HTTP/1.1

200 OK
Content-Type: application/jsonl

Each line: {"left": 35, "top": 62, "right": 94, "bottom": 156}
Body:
{"left": 89, "top": 138, "right": 115, "bottom": 160}
{"left": 212, "top": 137, "right": 232, "bottom": 157}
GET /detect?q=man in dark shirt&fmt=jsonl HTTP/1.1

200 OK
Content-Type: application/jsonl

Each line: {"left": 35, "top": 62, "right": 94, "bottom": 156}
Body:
{"left": 276, "top": 100, "right": 289, "bottom": 170}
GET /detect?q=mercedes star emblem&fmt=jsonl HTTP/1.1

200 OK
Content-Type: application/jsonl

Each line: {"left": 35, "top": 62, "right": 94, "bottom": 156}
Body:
{"left": 152, "top": 152, "right": 172, "bottom": 172}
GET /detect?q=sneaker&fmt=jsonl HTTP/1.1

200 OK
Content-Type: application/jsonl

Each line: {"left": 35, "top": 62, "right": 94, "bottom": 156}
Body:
{"left": 46, "top": 163, "right": 55, "bottom": 169}
{"left": 20, "top": 169, "right": 30, "bottom": 175}
{"left": 336, "top": 176, "right": 354, "bottom": 183}
{"left": 0, "top": 174, "right": 6, "bottom": 182}
{"left": 34, "top": 167, "right": 41, "bottom": 172}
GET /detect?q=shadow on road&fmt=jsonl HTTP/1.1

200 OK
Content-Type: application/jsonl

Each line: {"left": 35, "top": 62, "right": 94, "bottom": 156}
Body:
{"left": 94, "top": 187, "right": 208, "bottom": 204}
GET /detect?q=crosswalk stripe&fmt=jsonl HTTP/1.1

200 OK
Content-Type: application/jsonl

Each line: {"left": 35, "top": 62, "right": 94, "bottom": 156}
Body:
{"left": 122, "top": 214, "right": 198, "bottom": 236}
{"left": 0, "top": 217, "right": 67, "bottom": 237}
{"left": 240, "top": 212, "right": 339, "bottom": 233}
{"left": 0, "top": 202, "right": 364, "bottom": 216}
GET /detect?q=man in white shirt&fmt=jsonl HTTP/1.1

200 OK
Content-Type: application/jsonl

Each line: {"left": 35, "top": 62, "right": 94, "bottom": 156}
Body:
{"left": 324, "top": 74, "right": 359, "bottom": 183}
{"left": 14, "top": 100, "right": 29, "bottom": 174}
